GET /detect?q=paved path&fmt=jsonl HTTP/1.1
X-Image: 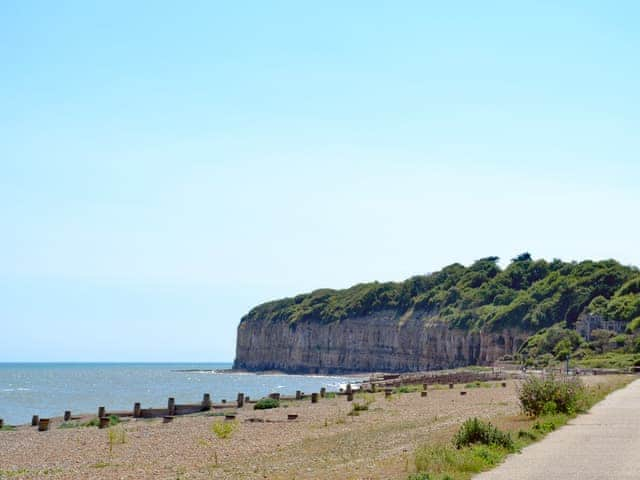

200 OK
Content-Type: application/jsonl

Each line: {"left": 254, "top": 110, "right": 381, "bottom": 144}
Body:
{"left": 475, "top": 378, "right": 640, "bottom": 480}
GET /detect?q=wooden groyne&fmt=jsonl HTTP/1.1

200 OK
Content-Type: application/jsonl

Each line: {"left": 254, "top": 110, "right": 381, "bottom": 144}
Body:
{"left": 363, "top": 369, "right": 508, "bottom": 390}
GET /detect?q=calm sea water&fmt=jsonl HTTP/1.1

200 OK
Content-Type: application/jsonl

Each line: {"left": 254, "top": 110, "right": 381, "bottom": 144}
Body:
{"left": 0, "top": 363, "right": 365, "bottom": 425}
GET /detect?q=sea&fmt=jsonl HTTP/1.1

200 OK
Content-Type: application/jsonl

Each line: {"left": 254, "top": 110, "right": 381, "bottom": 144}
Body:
{"left": 0, "top": 363, "right": 365, "bottom": 425}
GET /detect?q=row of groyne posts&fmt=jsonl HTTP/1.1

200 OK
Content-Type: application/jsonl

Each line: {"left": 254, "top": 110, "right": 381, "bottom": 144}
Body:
{"left": 19, "top": 393, "right": 240, "bottom": 432}
{"left": 1, "top": 370, "right": 509, "bottom": 431}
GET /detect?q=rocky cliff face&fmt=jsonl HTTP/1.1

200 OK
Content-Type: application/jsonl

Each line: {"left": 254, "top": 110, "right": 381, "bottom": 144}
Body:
{"left": 234, "top": 309, "right": 530, "bottom": 374}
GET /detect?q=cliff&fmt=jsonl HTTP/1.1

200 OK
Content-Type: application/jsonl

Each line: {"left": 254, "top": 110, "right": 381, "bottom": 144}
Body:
{"left": 234, "top": 256, "right": 639, "bottom": 373}
{"left": 235, "top": 309, "right": 529, "bottom": 374}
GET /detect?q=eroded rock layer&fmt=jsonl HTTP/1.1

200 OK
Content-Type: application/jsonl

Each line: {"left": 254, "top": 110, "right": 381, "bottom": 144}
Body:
{"left": 234, "top": 310, "right": 528, "bottom": 374}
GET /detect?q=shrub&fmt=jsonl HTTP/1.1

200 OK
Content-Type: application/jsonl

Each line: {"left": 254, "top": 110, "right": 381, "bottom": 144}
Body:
{"left": 518, "top": 375, "right": 586, "bottom": 417}
{"left": 453, "top": 418, "right": 514, "bottom": 450}
{"left": 253, "top": 398, "right": 280, "bottom": 410}
{"left": 211, "top": 421, "right": 237, "bottom": 439}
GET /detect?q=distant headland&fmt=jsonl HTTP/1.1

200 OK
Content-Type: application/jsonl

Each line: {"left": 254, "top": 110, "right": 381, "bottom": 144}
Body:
{"left": 234, "top": 254, "right": 640, "bottom": 373}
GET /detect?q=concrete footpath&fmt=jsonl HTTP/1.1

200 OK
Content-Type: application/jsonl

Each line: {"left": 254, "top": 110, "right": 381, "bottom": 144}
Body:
{"left": 475, "top": 378, "right": 640, "bottom": 480}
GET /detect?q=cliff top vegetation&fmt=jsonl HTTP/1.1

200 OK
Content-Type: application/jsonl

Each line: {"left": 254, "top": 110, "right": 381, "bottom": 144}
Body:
{"left": 241, "top": 255, "right": 640, "bottom": 332}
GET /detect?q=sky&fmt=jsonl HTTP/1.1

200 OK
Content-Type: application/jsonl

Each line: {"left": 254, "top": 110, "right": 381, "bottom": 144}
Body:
{"left": 1, "top": 1, "right": 639, "bottom": 361}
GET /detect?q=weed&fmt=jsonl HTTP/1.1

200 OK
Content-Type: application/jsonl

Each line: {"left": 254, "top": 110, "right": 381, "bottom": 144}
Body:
{"left": 82, "top": 417, "right": 101, "bottom": 427}
{"left": 107, "top": 427, "right": 126, "bottom": 455}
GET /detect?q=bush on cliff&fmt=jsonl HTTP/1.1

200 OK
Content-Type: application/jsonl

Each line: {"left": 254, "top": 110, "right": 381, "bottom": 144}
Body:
{"left": 241, "top": 256, "right": 639, "bottom": 334}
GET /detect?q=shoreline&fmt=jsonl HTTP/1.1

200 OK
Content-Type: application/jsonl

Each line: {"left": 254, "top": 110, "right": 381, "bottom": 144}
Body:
{"left": 1, "top": 375, "right": 630, "bottom": 479}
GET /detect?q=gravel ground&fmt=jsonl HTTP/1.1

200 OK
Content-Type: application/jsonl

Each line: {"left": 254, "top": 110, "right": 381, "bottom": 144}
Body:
{"left": 0, "top": 376, "right": 624, "bottom": 480}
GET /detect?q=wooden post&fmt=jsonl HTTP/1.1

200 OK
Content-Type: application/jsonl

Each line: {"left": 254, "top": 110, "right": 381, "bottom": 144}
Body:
{"left": 320, "top": 387, "right": 326, "bottom": 398}
{"left": 98, "top": 406, "right": 106, "bottom": 418}
{"left": 245, "top": 396, "right": 250, "bottom": 403}
{"left": 99, "top": 417, "right": 110, "bottom": 429}
{"left": 421, "top": 391, "right": 427, "bottom": 397}
{"left": 449, "top": 383, "right": 454, "bottom": 389}
{"left": 423, "top": 384, "right": 428, "bottom": 391}
{"left": 0, "top": 418, "right": 3, "bottom": 428}
{"left": 296, "top": 390, "right": 302, "bottom": 400}
{"left": 38, "top": 418, "right": 50, "bottom": 431}
{"left": 31, "top": 415, "right": 39, "bottom": 427}
{"left": 168, "top": 397, "right": 176, "bottom": 416}
{"left": 347, "top": 392, "right": 354, "bottom": 402}
{"left": 385, "top": 389, "right": 392, "bottom": 398}
{"left": 501, "top": 382, "right": 507, "bottom": 388}
{"left": 64, "top": 410, "right": 71, "bottom": 422}
{"left": 237, "top": 393, "right": 245, "bottom": 408}
{"left": 225, "top": 414, "right": 236, "bottom": 421}
{"left": 133, "top": 402, "right": 141, "bottom": 418}
{"left": 202, "top": 393, "right": 212, "bottom": 409}
{"left": 460, "top": 391, "right": 467, "bottom": 396}
{"left": 346, "top": 384, "right": 352, "bottom": 394}
{"left": 371, "top": 384, "right": 377, "bottom": 393}
{"left": 287, "top": 414, "right": 298, "bottom": 420}
{"left": 311, "top": 393, "right": 319, "bottom": 403}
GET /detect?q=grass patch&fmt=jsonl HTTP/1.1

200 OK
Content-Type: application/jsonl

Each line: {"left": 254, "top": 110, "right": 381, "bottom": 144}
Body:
{"left": 253, "top": 398, "right": 280, "bottom": 410}
{"left": 324, "top": 392, "right": 337, "bottom": 399}
{"left": 414, "top": 444, "right": 512, "bottom": 479}
{"left": 575, "top": 352, "right": 640, "bottom": 369}
{"left": 0, "top": 425, "right": 17, "bottom": 431}
{"left": 394, "top": 385, "right": 423, "bottom": 394}
{"left": 464, "top": 381, "right": 491, "bottom": 389}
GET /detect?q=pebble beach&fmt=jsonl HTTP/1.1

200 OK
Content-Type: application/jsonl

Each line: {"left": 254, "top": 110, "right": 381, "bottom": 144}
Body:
{"left": 0, "top": 376, "right": 626, "bottom": 480}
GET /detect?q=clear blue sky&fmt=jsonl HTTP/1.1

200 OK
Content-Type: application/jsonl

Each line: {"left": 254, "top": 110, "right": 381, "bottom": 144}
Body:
{"left": 1, "top": 1, "right": 639, "bottom": 361}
